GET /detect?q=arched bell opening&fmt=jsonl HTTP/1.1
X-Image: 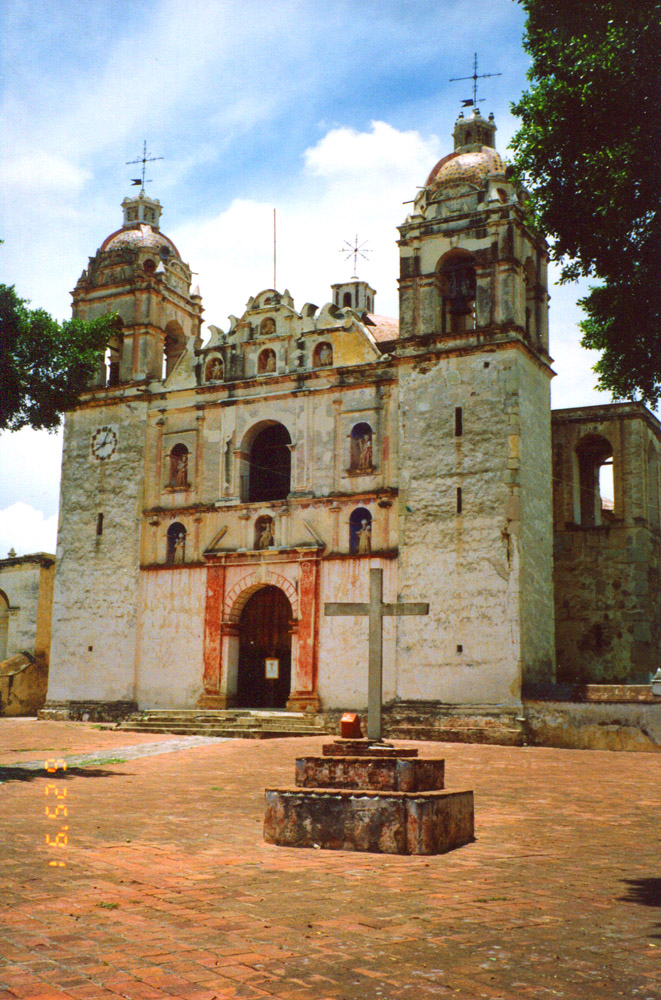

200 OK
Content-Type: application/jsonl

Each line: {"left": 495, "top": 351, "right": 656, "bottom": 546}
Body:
{"left": 574, "top": 434, "right": 614, "bottom": 526}
{"left": 101, "top": 319, "right": 125, "bottom": 387}
{"left": 236, "top": 585, "right": 293, "bottom": 708}
{"left": 163, "top": 320, "right": 186, "bottom": 379}
{"left": 436, "top": 249, "right": 476, "bottom": 335}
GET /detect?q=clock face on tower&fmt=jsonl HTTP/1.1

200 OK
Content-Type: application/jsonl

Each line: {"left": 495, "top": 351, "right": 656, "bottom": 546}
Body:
{"left": 91, "top": 425, "right": 118, "bottom": 461}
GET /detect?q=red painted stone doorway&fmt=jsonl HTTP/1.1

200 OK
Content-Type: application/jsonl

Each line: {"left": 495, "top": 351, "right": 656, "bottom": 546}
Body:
{"left": 236, "top": 585, "right": 292, "bottom": 708}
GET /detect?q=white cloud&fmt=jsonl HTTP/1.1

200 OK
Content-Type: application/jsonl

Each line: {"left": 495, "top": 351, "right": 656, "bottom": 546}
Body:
{"left": 0, "top": 503, "right": 58, "bottom": 558}
{"left": 174, "top": 121, "right": 442, "bottom": 328}
{"left": 2, "top": 152, "right": 91, "bottom": 192}
{"left": 0, "top": 428, "right": 62, "bottom": 515}
{"left": 305, "top": 121, "right": 439, "bottom": 179}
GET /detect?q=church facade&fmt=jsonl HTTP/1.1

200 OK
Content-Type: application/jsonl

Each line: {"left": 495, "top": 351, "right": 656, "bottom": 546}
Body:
{"left": 44, "top": 109, "right": 661, "bottom": 721}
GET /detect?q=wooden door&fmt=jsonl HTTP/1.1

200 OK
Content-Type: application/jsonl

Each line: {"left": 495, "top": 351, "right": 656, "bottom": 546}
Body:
{"left": 237, "top": 586, "right": 292, "bottom": 708}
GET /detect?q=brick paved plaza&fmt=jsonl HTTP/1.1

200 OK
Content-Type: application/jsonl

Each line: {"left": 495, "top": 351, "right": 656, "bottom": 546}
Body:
{"left": 1, "top": 718, "right": 659, "bottom": 1000}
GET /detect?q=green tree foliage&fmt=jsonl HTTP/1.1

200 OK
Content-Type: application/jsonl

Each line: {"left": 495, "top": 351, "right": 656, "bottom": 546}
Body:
{"left": 0, "top": 284, "right": 119, "bottom": 431}
{"left": 510, "top": 0, "right": 661, "bottom": 403}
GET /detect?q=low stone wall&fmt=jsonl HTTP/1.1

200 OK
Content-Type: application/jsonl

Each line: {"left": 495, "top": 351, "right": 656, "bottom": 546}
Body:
{"left": 39, "top": 700, "right": 138, "bottom": 722}
{"left": 522, "top": 700, "right": 661, "bottom": 753}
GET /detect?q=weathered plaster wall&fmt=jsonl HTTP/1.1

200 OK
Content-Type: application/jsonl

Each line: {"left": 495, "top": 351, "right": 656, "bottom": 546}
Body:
{"left": 317, "top": 557, "right": 398, "bottom": 709}
{"left": 135, "top": 566, "right": 206, "bottom": 706}
{"left": 524, "top": 700, "right": 661, "bottom": 752}
{"left": 0, "top": 557, "right": 54, "bottom": 662}
{"left": 48, "top": 401, "right": 147, "bottom": 703}
{"left": 515, "top": 353, "right": 555, "bottom": 684}
{"left": 395, "top": 346, "right": 554, "bottom": 706}
{"left": 552, "top": 406, "right": 661, "bottom": 683}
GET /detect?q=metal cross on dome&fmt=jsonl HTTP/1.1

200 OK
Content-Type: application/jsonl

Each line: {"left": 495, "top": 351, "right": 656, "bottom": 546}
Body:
{"left": 126, "top": 141, "right": 163, "bottom": 190}
{"left": 450, "top": 52, "right": 502, "bottom": 108}
{"left": 340, "top": 235, "right": 372, "bottom": 279}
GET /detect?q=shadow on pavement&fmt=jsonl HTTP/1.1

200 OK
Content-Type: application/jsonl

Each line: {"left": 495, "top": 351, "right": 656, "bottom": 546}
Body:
{"left": 620, "top": 877, "right": 661, "bottom": 939}
{"left": 0, "top": 766, "right": 130, "bottom": 784}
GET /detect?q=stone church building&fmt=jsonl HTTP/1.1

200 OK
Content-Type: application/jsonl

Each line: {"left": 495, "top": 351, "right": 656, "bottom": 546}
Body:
{"left": 44, "top": 109, "right": 661, "bottom": 725}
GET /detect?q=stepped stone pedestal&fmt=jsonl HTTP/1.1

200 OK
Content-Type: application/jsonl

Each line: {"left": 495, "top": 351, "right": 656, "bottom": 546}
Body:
{"left": 264, "top": 738, "right": 474, "bottom": 856}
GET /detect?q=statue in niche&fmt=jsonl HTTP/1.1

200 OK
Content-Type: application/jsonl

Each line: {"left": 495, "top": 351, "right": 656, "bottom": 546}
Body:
{"left": 260, "top": 317, "right": 276, "bottom": 336}
{"left": 173, "top": 531, "right": 186, "bottom": 564}
{"left": 317, "top": 343, "right": 332, "bottom": 366}
{"left": 357, "top": 433, "right": 373, "bottom": 472}
{"left": 206, "top": 357, "right": 223, "bottom": 381}
{"left": 258, "top": 349, "right": 276, "bottom": 374}
{"left": 256, "top": 519, "right": 274, "bottom": 549}
{"left": 357, "top": 519, "right": 371, "bottom": 554}
{"left": 170, "top": 450, "right": 188, "bottom": 488}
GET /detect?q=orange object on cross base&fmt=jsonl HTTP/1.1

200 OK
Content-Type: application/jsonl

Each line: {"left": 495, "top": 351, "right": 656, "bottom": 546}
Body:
{"left": 340, "top": 712, "right": 362, "bottom": 739}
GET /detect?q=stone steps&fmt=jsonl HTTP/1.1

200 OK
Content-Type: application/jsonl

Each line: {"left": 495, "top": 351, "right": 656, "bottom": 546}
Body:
{"left": 117, "top": 709, "right": 329, "bottom": 740}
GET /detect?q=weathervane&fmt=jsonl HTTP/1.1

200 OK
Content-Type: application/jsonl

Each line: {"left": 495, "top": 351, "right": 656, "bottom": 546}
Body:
{"left": 126, "top": 141, "right": 163, "bottom": 190}
{"left": 449, "top": 53, "right": 501, "bottom": 108}
{"left": 340, "top": 235, "right": 372, "bottom": 279}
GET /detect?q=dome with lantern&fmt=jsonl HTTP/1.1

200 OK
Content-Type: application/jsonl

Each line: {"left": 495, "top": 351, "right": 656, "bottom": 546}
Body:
{"left": 424, "top": 108, "right": 507, "bottom": 197}
{"left": 99, "top": 189, "right": 182, "bottom": 261}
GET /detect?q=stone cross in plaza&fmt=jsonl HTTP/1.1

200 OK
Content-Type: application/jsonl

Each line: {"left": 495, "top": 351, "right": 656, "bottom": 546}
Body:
{"left": 325, "top": 568, "right": 429, "bottom": 741}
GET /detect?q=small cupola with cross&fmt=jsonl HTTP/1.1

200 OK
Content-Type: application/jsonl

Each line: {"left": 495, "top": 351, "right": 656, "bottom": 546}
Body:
{"left": 453, "top": 107, "right": 497, "bottom": 152}
{"left": 331, "top": 279, "right": 376, "bottom": 314}
{"left": 333, "top": 234, "right": 375, "bottom": 313}
{"left": 121, "top": 189, "right": 162, "bottom": 229}
{"left": 122, "top": 141, "right": 164, "bottom": 228}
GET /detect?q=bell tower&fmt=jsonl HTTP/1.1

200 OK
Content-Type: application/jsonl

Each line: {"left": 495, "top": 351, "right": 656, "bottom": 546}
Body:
{"left": 72, "top": 190, "right": 203, "bottom": 387}
{"left": 394, "top": 108, "right": 556, "bottom": 708}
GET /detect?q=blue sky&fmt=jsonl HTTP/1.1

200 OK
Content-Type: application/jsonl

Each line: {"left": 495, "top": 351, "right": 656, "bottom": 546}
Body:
{"left": 0, "top": 0, "right": 611, "bottom": 555}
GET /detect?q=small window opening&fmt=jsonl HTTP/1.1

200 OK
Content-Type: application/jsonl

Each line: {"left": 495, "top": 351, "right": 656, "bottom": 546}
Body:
{"left": 343, "top": 291, "right": 353, "bottom": 307}
{"left": 349, "top": 508, "right": 372, "bottom": 554}
{"left": 456, "top": 644, "right": 463, "bottom": 653}
{"left": 455, "top": 407, "right": 463, "bottom": 437}
{"left": 457, "top": 487, "right": 463, "bottom": 514}
{"left": 96, "top": 513, "right": 104, "bottom": 536}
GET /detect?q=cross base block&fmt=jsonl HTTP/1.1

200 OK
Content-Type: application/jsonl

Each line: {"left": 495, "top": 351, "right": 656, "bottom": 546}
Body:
{"left": 264, "top": 787, "right": 474, "bottom": 855}
{"left": 295, "top": 755, "right": 445, "bottom": 792}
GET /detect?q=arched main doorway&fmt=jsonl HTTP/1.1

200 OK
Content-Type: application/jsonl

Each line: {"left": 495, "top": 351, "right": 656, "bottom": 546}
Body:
{"left": 236, "top": 586, "right": 292, "bottom": 708}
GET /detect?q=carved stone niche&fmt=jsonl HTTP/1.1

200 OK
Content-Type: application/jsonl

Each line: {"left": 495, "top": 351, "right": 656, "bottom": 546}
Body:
{"left": 162, "top": 429, "right": 197, "bottom": 492}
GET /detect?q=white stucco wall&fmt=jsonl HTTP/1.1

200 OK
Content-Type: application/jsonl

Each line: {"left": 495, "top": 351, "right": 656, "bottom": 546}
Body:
{"left": 48, "top": 402, "right": 146, "bottom": 703}
{"left": 395, "top": 346, "right": 553, "bottom": 706}
{"left": 316, "top": 557, "right": 398, "bottom": 710}
{"left": 134, "top": 567, "right": 206, "bottom": 707}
